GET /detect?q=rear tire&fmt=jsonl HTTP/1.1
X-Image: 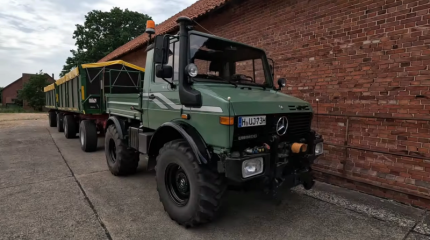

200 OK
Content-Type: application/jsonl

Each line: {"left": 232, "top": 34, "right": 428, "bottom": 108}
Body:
{"left": 80, "top": 120, "right": 98, "bottom": 152}
{"left": 105, "top": 124, "right": 139, "bottom": 175}
{"left": 155, "top": 139, "right": 226, "bottom": 228}
{"left": 64, "top": 115, "right": 77, "bottom": 139}
{"left": 49, "top": 111, "right": 57, "bottom": 127}
{"left": 57, "top": 113, "right": 64, "bottom": 132}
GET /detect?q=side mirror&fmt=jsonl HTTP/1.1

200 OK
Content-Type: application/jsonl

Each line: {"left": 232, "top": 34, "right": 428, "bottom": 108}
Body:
{"left": 268, "top": 58, "right": 275, "bottom": 77}
{"left": 156, "top": 65, "right": 173, "bottom": 79}
{"left": 277, "top": 78, "right": 286, "bottom": 89}
{"left": 154, "top": 35, "right": 169, "bottom": 64}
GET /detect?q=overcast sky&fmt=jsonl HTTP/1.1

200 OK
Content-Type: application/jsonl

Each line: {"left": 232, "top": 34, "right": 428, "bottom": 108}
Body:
{"left": 0, "top": 0, "right": 198, "bottom": 87}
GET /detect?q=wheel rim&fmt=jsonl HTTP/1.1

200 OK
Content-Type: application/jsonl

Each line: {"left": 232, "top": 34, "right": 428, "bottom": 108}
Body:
{"left": 108, "top": 139, "right": 116, "bottom": 163}
{"left": 165, "top": 163, "right": 190, "bottom": 206}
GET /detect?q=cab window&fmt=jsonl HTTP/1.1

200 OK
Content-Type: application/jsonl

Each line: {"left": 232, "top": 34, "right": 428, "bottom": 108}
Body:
{"left": 154, "top": 41, "right": 179, "bottom": 84}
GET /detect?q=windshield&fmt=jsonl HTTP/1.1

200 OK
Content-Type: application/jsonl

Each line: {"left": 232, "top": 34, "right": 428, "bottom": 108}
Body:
{"left": 189, "top": 34, "right": 271, "bottom": 87}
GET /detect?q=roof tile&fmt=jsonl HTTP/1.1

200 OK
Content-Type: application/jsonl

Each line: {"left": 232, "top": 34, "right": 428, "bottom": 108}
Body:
{"left": 98, "top": 0, "right": 230, "bottom": 62}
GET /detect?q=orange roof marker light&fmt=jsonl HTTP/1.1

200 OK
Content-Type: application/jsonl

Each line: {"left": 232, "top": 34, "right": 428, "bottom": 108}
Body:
{"left": 146, "top": 20, "right": 155, "bottom": 34}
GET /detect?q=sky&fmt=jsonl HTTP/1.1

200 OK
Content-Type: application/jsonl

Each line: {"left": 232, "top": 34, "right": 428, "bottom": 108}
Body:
{"left": 0, "top": 0, "right": 198, "bottom": 87}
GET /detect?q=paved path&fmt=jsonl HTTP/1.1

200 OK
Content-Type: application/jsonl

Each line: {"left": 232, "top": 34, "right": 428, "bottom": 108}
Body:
{"left": 1, "top": 119, "right": 430, "bottom": 240}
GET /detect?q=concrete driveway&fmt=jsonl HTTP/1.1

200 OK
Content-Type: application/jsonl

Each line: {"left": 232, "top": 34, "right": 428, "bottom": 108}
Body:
{"left": 1, "top": 118, "right": 430, "bottom": 240}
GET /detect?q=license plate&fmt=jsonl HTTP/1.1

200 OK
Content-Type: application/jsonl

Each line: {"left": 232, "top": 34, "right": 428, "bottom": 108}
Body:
{"left": 238, "top": 115, "right": 266, "bottom": 128}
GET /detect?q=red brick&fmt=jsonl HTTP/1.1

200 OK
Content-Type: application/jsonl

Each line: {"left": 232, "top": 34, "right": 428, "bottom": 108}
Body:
{"left": 413, "top": 3, "right": 430, "bottom": 12}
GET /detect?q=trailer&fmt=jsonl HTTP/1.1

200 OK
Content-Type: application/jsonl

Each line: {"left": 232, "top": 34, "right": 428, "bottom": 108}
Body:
{"left": 44, "top": 60, "right": 145, "bottom": 152}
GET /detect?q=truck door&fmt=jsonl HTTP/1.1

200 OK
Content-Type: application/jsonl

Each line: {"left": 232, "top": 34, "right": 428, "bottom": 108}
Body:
{"left": 146, "top": 40, "right": 180, "bottom": 130}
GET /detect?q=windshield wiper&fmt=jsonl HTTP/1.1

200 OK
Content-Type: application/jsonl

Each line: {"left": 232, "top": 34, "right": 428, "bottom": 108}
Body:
{"left": 227, "top": 79, "right": 238, "bottom": 88}
{"left": 237, "top": 81, "right": 266, "bottom": 90}
{"left": 193, "top": 78, "right": 237, "bottom": 87}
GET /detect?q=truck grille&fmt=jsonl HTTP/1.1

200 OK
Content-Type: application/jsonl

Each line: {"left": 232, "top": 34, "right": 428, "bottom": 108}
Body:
{"left": 285, "top": 113, "right": 313, "bottom": 136}
{"left": 232, "top": 112, "right": 313, "bottom": 147}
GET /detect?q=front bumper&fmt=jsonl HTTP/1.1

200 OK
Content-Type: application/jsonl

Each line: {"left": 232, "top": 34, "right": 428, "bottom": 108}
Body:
{"left": 224, "top": 153, "right": 316, "bottom": 185}
{"left": 223, "top": 132, "right": 323, "bottom": 187}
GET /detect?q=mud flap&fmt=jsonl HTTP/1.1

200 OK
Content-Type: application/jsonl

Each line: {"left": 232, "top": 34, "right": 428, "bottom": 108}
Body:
{"left": 300, "top": 169, "right": 315, "bottom": 190}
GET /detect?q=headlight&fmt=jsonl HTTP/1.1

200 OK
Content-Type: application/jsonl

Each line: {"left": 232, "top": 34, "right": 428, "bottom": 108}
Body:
{"left": 242, "top": 157, "right": 263, "bottom": 178}
{"left": 185, "top": 63, "right": 198, "bottom": 77}
{"left": 315, "top": 142, "right": 324, "bottom": 155}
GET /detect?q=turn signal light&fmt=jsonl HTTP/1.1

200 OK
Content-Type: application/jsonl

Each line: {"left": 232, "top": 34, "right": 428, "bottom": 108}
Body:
{"left": 220, "top": 116, "right": 234, "bottom": 125}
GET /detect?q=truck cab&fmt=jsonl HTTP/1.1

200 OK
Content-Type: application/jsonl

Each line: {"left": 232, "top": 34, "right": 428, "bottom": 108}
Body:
{"left": 103, "top": 17, "right": 324, "bottom": 228}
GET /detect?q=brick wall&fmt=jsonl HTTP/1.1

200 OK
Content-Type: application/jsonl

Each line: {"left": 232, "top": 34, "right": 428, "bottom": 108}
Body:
{"left": 121, "top": 47, "right": 147, "bottom": 68}
{"left": 119, "top": 0, "right": 430, "bottom": 206}
{"left": 2, "top": 78, "right": 22, "bottom": 105}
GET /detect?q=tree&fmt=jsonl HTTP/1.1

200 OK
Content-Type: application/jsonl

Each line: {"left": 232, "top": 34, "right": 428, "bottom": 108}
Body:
{"left": 18, "top": 70, "right": 49, "bottom": 111}
{"left": 60, "top": 7, "right": 152, "bottom": 77}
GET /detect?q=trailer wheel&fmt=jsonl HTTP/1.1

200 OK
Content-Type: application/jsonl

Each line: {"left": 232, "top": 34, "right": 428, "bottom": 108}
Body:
{"left": 64, "top": 115, "right": 77, "bottom": 139}
{"left": 79, "top": 120, "right": 98, "bottom": 152}
{"left": 48, "top": 111, "right": 57, "bottom": 127}
{"left": 155, "top": 139, "right": 226, "bottom": 228}
{"left": 105, "top": 124, "right": 139, "bottom": 175}
{"left": 57, "top": 113, "right": 64, "bottom": 132}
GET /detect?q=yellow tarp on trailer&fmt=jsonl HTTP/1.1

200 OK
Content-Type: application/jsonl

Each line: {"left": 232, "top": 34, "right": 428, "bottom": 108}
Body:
{"left": 56, "top": 67, "right": 79, "bottom": 86}
{"left": 55, "top": 60, "right": 145, "bottom": 87}
{"left": 81, "top": 60, "right": 145, "bottom": 72}
{"left": 44, "top": 82, "right": 56, "bottom": 92}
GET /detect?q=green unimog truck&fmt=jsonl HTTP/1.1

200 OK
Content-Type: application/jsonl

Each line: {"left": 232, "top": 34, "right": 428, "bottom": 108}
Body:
{"left": 48, "top": 16, "right": 324, "bottom": 228}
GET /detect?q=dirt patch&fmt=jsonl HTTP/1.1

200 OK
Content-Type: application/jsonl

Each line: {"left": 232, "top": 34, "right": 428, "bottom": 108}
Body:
{"left": 0, "top": 113, "right": 48, "bottom": 129}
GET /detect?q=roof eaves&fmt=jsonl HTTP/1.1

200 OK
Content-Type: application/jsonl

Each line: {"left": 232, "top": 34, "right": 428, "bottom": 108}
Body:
{"left": 98, "top": 0, "right": 231, "bottom": 62}
{"left": 3, "top": 77, "right": 22, "bottom": 90}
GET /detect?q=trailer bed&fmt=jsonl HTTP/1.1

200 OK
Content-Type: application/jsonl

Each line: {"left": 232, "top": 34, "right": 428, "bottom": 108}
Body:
{"left": 44, "top": 60, "right": 145, "bottom": 116}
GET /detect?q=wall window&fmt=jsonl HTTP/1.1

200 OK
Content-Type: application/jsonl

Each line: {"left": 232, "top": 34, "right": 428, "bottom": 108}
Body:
{"left": 154, "top": 41, "right": 180, "bottom": 84}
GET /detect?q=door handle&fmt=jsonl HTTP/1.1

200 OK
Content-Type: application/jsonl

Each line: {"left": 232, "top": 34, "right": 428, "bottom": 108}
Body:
{"left": 149, "top": 94, "right": 155, "bottom": 100}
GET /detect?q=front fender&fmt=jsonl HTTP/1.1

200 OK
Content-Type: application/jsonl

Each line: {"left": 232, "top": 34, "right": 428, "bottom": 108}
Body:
{"left": 148, "top": 121, "right": 210, "bottom": 164}
{"left": 105, "top": 116, "right": 125, "bottom": 139}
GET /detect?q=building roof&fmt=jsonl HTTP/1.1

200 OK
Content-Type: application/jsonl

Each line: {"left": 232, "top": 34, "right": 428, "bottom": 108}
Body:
{"left": 3, "top": 77, "right": 22, "bottom": 90}
{"left": 98, "top": 0, "right": 231, "bottom": 62}
{"left": 3, "top": 73, "right": 53, "bottom": 90}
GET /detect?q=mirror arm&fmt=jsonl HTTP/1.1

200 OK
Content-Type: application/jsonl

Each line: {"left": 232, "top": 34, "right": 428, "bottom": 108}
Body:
{"left": 162, "top": 78, "right": 176, "bottom": 89}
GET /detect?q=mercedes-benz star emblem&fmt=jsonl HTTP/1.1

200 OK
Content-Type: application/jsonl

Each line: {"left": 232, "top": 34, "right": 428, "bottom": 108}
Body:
{"left": 276, "top": 116, "right": 288, "bottom": 136}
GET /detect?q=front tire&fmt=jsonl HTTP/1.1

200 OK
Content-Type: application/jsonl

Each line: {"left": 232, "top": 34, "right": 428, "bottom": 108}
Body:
{"left": 156, "top": 139, "right": 226, "bottom": 228}
{"left": 49, "top": 111, "right": 57, "bottom": 127}
{"left": 64, "top": 115, "right": 77, "bottom": 139}
{"left": 80, "top": 120, "right": 98, "bottom": 152}
{"left": 105, "top": 124, "right": 139, "bottom": 176}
